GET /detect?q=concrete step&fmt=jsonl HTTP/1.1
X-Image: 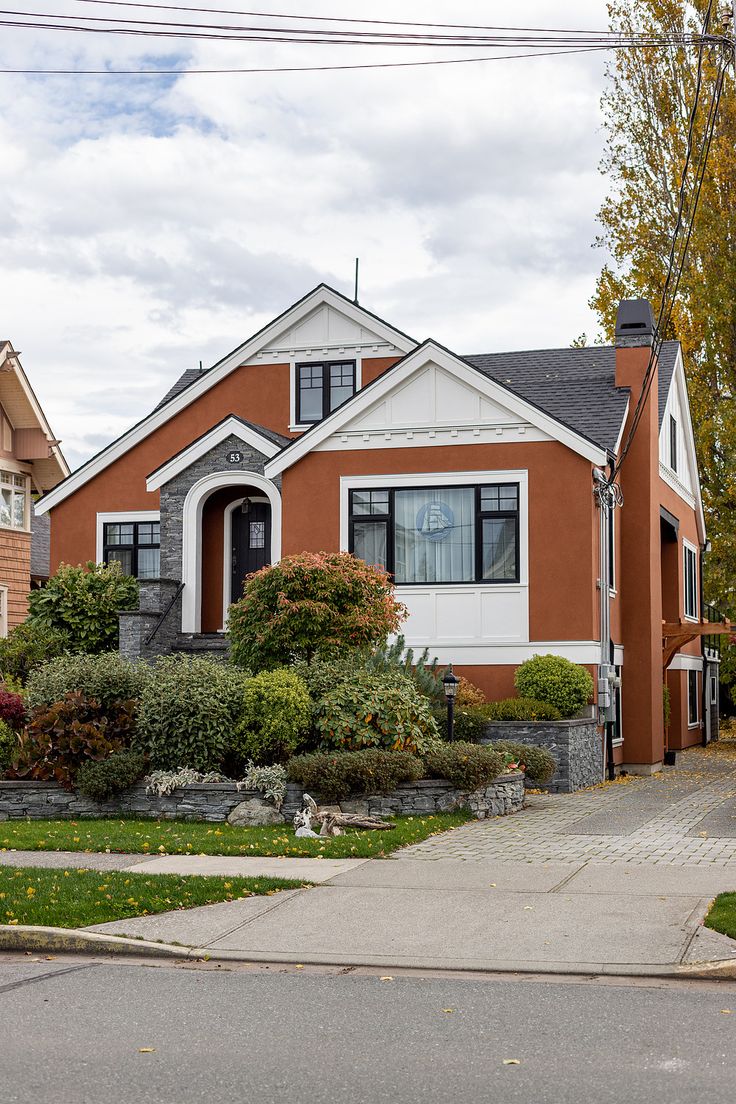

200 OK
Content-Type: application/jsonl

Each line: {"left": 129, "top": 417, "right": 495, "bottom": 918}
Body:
{"left": 172, "top": 633, "right": 231, "bottom": 657}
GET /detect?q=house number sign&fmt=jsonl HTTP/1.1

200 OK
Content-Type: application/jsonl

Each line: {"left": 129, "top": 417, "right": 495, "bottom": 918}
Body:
{"left": 227, "top": 451, "right": 243, "bottom": 464}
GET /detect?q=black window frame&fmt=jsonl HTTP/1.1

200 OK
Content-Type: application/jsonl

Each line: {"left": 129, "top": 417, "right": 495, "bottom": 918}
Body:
{"left": 669, "top": 414, "right": 678, "bottom": 472}
{"left": 348, "top": 483, "right": 520, "bottom": 586}
{"left": 296, "top": 360, "right": 356, "bottom": 425}
{"left": 103, "top": 520, "right": 161, "bottom": 579}
{"left": 684, "top": 542, "right": 698, "bottom": 619}
{"left": 688, "top": 669, "right": 699, "bottom": 726}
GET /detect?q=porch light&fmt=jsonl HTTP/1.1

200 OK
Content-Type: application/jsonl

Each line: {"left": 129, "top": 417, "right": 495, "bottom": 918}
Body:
{"left": 443, "top": 665, "right": 460, "bottom": 742}
{"left": 240, "top": 497, "right": 251, "bottom": 516}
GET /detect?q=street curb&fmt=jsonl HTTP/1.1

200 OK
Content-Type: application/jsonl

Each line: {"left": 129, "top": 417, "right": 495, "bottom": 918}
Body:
{"left": 3, "top": 926, "right": 736, "bottom": 979}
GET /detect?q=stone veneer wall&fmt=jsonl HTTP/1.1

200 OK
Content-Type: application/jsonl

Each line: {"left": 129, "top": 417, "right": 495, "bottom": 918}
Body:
{"left": 0, "top": 774, "right": 525, "bottom": 823}
{"left": 480, "top": 718, "right": 602, "bottom": 793}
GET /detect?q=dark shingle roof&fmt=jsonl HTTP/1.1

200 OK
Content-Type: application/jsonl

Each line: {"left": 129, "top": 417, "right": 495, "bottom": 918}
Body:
{"left": 154, "top": 368, "right": 205, "bottom": 411}
{"left": 464, "top": 340, "right": 680, "bottom": 453}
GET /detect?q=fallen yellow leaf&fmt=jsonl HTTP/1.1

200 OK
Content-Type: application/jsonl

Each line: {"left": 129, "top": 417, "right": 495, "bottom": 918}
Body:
{"left": 380, "top": 976, "right": 394, "bottom": 982}
{"left": 503, "top": 1059, "right": 521, "bottom": 1066}
{"left": 720, "top": 1009, "right": 733, "bottom": 1015}
{"left": 138, "top": 1048, "right": 156, "bottom": 1054}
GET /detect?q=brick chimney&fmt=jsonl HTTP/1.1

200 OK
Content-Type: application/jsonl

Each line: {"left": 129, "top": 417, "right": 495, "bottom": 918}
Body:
{"left": 614, "top": 299, "right": 665, "bottom": 771}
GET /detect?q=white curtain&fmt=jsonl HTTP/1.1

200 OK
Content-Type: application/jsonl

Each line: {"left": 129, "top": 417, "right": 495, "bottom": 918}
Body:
{"left": 394, "top": 488, "right": 475, "bottom": 583}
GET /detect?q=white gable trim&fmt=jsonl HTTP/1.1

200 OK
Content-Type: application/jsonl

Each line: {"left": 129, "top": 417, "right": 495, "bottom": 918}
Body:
{"left": 35, "top": 286, "right": 416, "bottom": 515}
{"left": 146, "top": 417, "right": 280, "bottom": 492}
{"left": 658, "top": 347, "right": 706, "bottom": 542}
{"left": 265, "top": 343, "right": 608, "bottom": 477}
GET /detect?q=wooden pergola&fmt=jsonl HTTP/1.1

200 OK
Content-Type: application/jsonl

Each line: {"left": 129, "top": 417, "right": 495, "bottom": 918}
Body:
{"left": 662, "top": 618, "right": 733, "bottom": 670}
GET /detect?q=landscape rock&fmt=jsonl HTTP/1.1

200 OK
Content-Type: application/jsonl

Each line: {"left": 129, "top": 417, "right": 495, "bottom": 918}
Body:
{"left": 227, "top": 798, "right": 284, "bottom": 827}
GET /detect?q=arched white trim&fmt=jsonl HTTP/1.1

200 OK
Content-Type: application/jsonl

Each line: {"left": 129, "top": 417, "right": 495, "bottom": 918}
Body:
{"left": 222, "top": 495, "right": 268, "bottom": 630}
{"left": 181, "top": 471, "right": 281, "bottom": 632}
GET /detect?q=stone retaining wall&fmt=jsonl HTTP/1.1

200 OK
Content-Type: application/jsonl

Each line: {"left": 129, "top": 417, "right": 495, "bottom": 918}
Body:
{"left": 480, "top": 718, "right": 602, "bottom": 793}
{"left": 0, "top": 774, "right": 525, "bottom": 823}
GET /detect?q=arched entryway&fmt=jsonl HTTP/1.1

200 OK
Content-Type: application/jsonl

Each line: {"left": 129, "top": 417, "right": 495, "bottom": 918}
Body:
{"left": 181, "top": 471, "right": 281, "bottom": 633}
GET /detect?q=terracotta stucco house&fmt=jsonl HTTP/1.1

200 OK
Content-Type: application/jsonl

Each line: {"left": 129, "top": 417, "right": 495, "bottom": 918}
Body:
{"left": 35, "top": 287, "right": 725, "bottom": 773}
{"left": 0, "top": 341, "right": 68, "bottom": 634}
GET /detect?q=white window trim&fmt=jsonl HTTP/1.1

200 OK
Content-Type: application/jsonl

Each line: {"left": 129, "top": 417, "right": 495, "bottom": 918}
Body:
{"left": 339, "top": 469, "right": 529, "bottom": 587}
{"left": 221, "top": 495, "right": 269, "bottom": 630}
{"left": 0, "top": 584, "right": 8, "bottom": 638}
{"left": 0, "top": 466, "right": 31, "bottom": 533}
{"left": 688, "top": 668, "right": 700, "bottom": 728}
{"left": 683, "top": 538, "right": 699, "bottom": 623}
{"left": 710, "top": 675, "right": 718, "bottom": 707}
{"left": 95, "top": 511, "right": 161, "bottom": 564}
{"left": 289, "top": 356, "right": 363, "bottom": 432}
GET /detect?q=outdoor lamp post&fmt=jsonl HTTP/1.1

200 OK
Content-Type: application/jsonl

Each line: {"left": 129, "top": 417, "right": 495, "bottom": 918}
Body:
{"left": 443, "top": 665, "right": 460, "bottom": 741}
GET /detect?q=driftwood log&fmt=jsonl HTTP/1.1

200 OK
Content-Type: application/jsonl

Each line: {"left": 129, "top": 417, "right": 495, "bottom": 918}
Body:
{"left": 294, "top": 794, "right": 395, "bottom": 837}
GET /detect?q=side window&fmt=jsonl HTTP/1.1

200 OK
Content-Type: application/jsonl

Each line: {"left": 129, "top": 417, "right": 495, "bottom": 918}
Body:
{"left": 683, "top": 543, "right": 698, "bottom": 619}
{"left": 103, "top": 521, "right": 160, "bottom": 579}
{"left": 296, "top": 361, "right": 356, "bottom": 424}
{"left": 669, "top": 414, "right": 678, "bottom": 473}
{"left": 688, "top": 669, "right": 699, "bottom": 726}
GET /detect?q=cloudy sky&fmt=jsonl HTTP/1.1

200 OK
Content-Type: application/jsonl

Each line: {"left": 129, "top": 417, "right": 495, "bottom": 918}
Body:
{"left": 0, "top": 0, "right": 615, "bottom": 470}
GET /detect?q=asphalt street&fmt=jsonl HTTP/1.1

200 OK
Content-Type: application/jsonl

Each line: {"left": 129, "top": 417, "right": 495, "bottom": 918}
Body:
{"left": 2, "top": 956, "right": 736, "bottom": 1104}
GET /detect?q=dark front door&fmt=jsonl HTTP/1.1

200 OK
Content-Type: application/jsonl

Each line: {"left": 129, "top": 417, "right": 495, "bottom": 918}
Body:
{"left": 231, "top": 501, "right": 271, "bottom": 603}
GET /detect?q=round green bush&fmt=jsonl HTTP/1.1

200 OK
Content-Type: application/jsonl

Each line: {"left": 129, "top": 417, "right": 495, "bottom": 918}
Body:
{"left": 0, "top": 718, "right": 18, "bottom": 774}
{"left": 514, "top": 655, "right": 594, "bottom": 718}
{"left": 315, "top": 670, "right": 439, "bottom": 755}
{"left": 288, "top": 749, "right": 423, "bottom": 802}
{"left": 422, "top": 742, "right": 510, "bottom": 791}
{"left": 485, "top": 697, "right": 562, "bottom": 722}
{"left": 433, "top": 703, "right": 489, "bottom": 742}
{"left": 27, "top": 561, "right": 139, "bottom": 654}
{"left": 230, "top": 668, "right": 312, "bottom": 767}
{"left": 0, "top": 622, "right": 69, "bottom": 685}
{"left": 26, "top": 653, "right": 150, "bottom": 711}
{"left": 75, "top": 750, "right": 147, "bottom": 803}
{"left": 135, "top": 655, "right": 247, "bottom": 772}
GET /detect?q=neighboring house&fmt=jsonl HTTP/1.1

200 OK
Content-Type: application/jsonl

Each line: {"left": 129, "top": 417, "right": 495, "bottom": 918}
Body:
{"left": 35, "top": 286, "right": 727, "bottom": 773}
{"left": 0, "top": 341, "right": 69, "bottom": 634}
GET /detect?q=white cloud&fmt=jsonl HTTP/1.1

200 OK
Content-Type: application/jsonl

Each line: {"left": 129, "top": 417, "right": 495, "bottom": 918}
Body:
{"left": 0, "top": 0, "right": 613, "bottom": 469}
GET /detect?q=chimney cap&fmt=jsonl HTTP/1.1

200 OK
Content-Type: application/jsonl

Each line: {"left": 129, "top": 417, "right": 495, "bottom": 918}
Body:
{"left": 615, "top": 299, "right": 655, "bottom": 346}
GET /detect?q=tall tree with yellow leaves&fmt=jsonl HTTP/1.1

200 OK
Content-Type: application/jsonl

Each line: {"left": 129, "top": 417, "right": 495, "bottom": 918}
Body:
{"left": 591, "top": 1, "right": 736, "bottom": 646}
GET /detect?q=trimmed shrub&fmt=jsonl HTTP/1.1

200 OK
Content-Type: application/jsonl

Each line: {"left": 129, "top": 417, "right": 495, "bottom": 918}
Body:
{"left": 486, "top": 740, "right": 556, "bottom": 784}
{"left": 27, "top": 561, "right": 138, "bottom": 654}
{"left": 315, "top": 670, "right": 439, "bottom": 755}
{"left": 485, "top": 697, "right": 562, "bottom": 722}
{"left": 13, "top": 692, "right": 137, "bottom": 789}
{"left": 0, "top": 622, "right": 69, "bottom": 685}
{"left": 26, "top": 653, "right": 150, "bottom": 711}
{"left": 75, "top": 750, "right": 147, "bottom": 803}
{"left": 288, "top": 749, "right": 423, "bottom": 802}
{"left": 230, "top": 668, "right": 312, "bottom": 767}
{"left": 514, "top": 654, "right": 594, "bottom": 718}
{"left": 423, "top": 742, "right": 511, "bottom": 791}
{"left": 0, "top": 689, "right": 26, "bottom": 729}
{"left": 433, "top": 703, "right": 489, "bottom": 743}
{"left": 135, "top": 655, "right": 247, "bottom": 773}
{"left": 0, "top": 718, "right": 18, "bottom": 774}
{"left": 228, "top": 551, "right": 405, "bottom": 670}
{"left": 456, "top": 676, "right": 486, "bottom": 707}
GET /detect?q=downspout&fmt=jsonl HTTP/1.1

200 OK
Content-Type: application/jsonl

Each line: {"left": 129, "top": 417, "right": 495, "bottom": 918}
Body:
{"left": 700, "top": 541, "right": 708, "bottom": 746}
{"left": 594, "top": 464, "right": 616, "bottom": 780}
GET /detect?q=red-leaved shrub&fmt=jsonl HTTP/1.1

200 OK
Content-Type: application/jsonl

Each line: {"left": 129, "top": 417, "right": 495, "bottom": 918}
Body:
{"left": 0, "top": 690, "right": 26, "bottom": 729}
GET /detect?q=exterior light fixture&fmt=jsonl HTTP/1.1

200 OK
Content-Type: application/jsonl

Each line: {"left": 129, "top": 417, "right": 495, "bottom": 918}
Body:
{"left": 240, "top": 497, "right": 251, "bottom": 516}
{"left": 443, "top": 664, "right": 460, "bottom": 742}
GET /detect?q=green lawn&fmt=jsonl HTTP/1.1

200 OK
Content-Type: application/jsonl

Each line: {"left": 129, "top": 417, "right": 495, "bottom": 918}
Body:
{"left": 705, "top": 892, "right": 736, "bottom": 940}
{"left": 0, "top": 866, "right": 305, "bottom": 929}
{"left": 0, "top": 812, "right": 470, "bottom": 859}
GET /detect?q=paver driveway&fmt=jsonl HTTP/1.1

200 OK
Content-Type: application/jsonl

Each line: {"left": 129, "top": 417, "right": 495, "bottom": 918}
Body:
{"left": 400, "top": 743, "right": 736, "bottom": 865}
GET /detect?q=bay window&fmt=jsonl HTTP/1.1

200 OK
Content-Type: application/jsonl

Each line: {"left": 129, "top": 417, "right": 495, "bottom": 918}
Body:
{"left": 349, "top": 483, "right": 520, "bottom": 584}
{"left": 0, "top": 469, "right": 28, "bottom": 530}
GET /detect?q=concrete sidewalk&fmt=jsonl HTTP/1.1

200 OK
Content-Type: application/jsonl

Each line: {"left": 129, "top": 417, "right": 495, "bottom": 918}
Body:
{"left": 3, "top": 746, "right": 736, "bottom": 976}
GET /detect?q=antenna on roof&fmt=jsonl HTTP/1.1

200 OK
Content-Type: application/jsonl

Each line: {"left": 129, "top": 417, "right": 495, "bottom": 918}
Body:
{"left": 199, "top": 360, "right": 203, "bottom": 371}
{"left": 354, "top": 258, "right": 360, "bottom": 305}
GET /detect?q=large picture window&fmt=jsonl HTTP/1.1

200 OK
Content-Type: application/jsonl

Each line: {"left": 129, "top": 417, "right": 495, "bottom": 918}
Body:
{"left": 0, "top": 469, "right": 28, "bottom": 531}
{"left": 103, "top": 520, "right": 160, "bottom": 579}
{"left": 349, "top": 483, "right": 520, "bottom": 585}
{"left": 684, "top": 543, "right": 698, "bottom": 620}
{"left": 296, "top": 361, "right": 356, "bottom": 424}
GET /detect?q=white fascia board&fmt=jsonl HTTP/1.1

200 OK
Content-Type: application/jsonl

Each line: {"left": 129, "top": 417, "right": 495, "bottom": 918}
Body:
{"left": 613, "top": 396, "right": 630, "bottom": 456}
{"left": 146, "top": 416, "right": 280, "bottom": 492}
{"left": 35, "top": 286, "right": 417, "bottom": 515}
{"left": 265, "top": 342, "right": 608, "bottom": 478}
{"left": 674, "top": 347, "right": 707, "bottom": 543}
{"left": 0, "top": 343, "right": 70, "bottom": 482}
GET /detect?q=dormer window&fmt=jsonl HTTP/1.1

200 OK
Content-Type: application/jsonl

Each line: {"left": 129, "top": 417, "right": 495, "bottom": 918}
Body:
{"left": 296, "top": 360, "right": 356, "bottom": 425}
{"left": 669, "top": 414, "right": 678, "bottom": 472}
